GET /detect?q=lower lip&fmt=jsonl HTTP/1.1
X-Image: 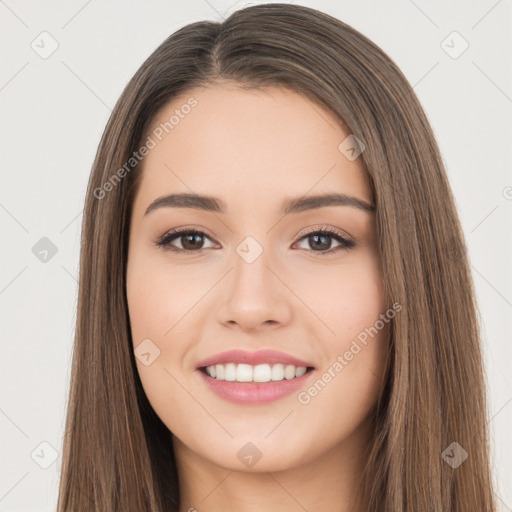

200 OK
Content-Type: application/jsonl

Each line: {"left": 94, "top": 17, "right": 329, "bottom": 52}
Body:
{"left": 197, "top": 368, "right": 314, "bottom": 404}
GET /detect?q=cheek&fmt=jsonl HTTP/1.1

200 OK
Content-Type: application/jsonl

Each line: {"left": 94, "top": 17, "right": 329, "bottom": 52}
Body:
{"left": 299, "top": 256, "right": 388, "bottom": 416}
{"left": 126, "top": 253, "right": 183, "bottom": 389}
{"left": 126, "top": 256, "right": 197, "bottom": 429}
{"left": 302, "top": 252, "right": 386, "bottom": 340}
{"left": 126, "top": 250, "right": 203, "bottom": 346}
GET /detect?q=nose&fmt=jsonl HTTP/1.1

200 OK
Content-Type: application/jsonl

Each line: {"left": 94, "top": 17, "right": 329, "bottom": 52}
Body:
{"left": 216, "top": 247, "right": 293, "bottom": 332}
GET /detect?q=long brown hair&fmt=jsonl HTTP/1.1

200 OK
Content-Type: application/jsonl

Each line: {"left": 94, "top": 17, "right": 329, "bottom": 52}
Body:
{"left": 57, "top": 4, "right": 497, "bottom": 510}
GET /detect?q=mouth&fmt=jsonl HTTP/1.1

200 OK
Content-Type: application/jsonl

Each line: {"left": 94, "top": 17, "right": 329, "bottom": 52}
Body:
{"left": 195, "top": 349, "right": 316, "bottom": 404}
{"left": 197, "top": 363, "right": 315, "bottom": 405}
{"left": 199, "top": 363, "right": 315, "bottom": 383}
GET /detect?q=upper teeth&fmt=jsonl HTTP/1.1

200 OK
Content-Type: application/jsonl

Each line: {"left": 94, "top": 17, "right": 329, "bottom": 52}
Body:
{"left": 205, "top": 363, "right": 308, "bottom": 382}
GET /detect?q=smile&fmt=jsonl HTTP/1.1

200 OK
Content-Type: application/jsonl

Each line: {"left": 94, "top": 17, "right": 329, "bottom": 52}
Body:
{"left": 202, "top": 363, "right": 310, "bottom": 382}
{"left": 198, "top": 365, "right": 314, "bottom": 405}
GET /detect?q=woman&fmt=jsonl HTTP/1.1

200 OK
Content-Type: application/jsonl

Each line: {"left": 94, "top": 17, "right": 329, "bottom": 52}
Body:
{"left": 57, "top": 3, "right": 497, "bottom": 511}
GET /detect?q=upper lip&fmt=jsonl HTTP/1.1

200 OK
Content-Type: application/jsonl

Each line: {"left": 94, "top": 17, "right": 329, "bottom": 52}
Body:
{"left": 196, "top": 349, "right": 315, "bottom": 369}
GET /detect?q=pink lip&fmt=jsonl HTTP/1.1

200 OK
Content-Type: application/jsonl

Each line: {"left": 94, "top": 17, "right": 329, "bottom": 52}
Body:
{"left": 196, "top": 349, "right": 314, "bottom": 369}
{"left": 195, "top": 349, "right": 315, "bottom": 405}
{"left": 197, "top": 368, "right": 314, "bottom": 404}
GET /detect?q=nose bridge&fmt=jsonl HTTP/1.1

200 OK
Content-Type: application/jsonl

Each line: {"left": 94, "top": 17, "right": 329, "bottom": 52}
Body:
{"left": 231, "top": 233, "right": 277, "bottom": 297}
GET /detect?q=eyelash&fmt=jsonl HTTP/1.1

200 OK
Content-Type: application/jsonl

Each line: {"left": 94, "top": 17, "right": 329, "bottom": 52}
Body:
{"left": 154, "top": 225, "right": 356, "bottom": 256}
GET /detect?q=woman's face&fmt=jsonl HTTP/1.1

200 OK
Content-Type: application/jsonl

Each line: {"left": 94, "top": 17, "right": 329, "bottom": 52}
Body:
{"left": 126, "top": 83, "right": 389, "bottom": 473}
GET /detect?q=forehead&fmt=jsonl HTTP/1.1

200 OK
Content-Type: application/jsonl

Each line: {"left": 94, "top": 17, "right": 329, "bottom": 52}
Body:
{"left": 134, "top": 84, "right": 371, "bottom": 213}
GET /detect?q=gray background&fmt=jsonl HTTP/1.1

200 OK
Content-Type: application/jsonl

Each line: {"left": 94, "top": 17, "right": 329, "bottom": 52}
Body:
{"left": 1, "top": 1, "right": 511, "bottom": 510}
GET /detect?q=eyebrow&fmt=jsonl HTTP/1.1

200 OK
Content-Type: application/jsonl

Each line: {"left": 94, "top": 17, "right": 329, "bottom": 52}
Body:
{"left": 144, "top": 192, "right": 375, "bottom": 216}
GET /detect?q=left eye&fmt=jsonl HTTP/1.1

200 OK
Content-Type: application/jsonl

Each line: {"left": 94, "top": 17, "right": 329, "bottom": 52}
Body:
{"left": 155, "top": 227, "right": 355, "bottom": 255}
{"left": 294, "top": 229, "right": 355, "bottom": 254}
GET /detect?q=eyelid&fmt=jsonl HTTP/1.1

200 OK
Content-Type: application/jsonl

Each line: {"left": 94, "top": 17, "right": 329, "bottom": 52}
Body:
{"left": 157, "top": 224, "right": 353, "bottom": 243}
{"left": 294, "top": 224, "right": 354, "bottom": 244}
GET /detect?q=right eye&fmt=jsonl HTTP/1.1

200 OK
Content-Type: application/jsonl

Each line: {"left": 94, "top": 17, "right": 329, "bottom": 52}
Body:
{"left": 155, "top": 228, "right": 218, "bottom": 254}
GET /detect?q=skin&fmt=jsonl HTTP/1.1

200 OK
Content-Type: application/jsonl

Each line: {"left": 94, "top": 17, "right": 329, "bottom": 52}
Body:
{"left": 126, "top": 83, "right": 389, "bottom": 512}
